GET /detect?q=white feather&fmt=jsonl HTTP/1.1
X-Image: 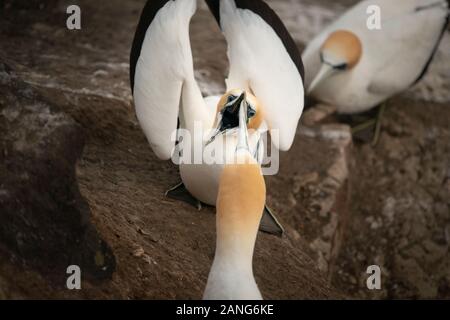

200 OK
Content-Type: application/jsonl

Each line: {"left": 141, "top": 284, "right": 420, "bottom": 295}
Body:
{"left": 203, "top": 254, "right": 262, "bottom": 300}
{"left": 133, "top": 0, "right": 212, "bottom": 160}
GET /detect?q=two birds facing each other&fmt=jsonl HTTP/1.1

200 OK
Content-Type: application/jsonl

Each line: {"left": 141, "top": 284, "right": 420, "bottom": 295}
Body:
{"left": 130, "top": 0, "right": 450, "bottom": 300}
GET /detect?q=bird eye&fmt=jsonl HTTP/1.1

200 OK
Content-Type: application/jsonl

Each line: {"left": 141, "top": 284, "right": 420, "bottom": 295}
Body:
{"left": 247, "top": 106, "right": 256, "bottom": 119}
{"left": 334, "top": 63, "right": 347, "bottom": 70}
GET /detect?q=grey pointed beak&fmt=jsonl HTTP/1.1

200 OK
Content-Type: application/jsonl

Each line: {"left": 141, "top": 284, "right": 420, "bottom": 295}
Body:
{"left": 307, "top": 64, "right": 334, "bottom": 94}
{"left": 236, "top": 92, "right": 250, "bottom": 152}
{"left": 228, "top": 91, "right": 246, "bottom": 112}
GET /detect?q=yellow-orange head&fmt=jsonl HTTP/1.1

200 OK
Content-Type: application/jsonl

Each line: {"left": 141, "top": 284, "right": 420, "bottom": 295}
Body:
{"left": 308, "top": 30, "right": 362, "bottom": 94}
{"left": 215, "top": 89, "right": 263, "bottom": 131}
{"left": 321, "top": 30, "right": 362, "bottom": 69}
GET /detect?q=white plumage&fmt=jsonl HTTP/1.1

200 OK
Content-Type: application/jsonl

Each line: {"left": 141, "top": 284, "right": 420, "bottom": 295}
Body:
{"left": 302, "top": 0, "right": 449, "bottom": 114}
{"left": 131, "top": 0, "right": 304, "bottom": 205}
{"left": 133, "top": 0, "right": 211, "bottom": 160}
{"left": 220, "top": 1, "right": 304, "bottom": 151}
{"left": 203, "top": 98, "right": 264, "bottom": 300}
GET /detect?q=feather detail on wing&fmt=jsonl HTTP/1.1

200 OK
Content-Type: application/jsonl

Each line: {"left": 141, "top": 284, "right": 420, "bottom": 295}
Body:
{"left": 130, "top": 0, "right": 203, "bottom": 160}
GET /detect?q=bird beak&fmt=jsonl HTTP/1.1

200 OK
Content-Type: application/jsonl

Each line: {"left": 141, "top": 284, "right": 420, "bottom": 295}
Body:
{"left": 206, "top": 92, "right": 246, "bottom": 146}
{"left": 307, "top": 64, "right": 334, "bottom": 95}
{"left": 236, "top": 91, "right": 250, "bottom": 152}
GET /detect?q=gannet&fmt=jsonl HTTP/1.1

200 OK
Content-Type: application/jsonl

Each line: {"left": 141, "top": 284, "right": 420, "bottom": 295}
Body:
{"left": 302, "top": 0, "right": 449, "bottom": 115}
{"left": 130, "top": 0, "right": 304, "bottom": 235}
{"left": 203, "top": 90, "right": 264, "bottom": 300}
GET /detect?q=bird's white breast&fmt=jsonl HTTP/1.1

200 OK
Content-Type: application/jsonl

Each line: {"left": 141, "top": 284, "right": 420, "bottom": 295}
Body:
{"left": 180, "top": 132, "right": 262, "bottom": 206}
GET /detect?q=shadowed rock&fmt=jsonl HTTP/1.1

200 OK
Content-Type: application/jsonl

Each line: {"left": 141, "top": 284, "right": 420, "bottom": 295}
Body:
{"left": 0, "top": 62, "right": 115, "bottom": 284}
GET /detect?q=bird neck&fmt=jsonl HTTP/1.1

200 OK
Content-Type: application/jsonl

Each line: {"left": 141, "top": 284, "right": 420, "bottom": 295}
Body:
{"left": 204, "top": 158, "right": 265, "bottom": 299}
{"left": 214, "top": 223, "right": 258, "bottom": 272}
{"left": 205, "top": 226, "right": 260, "bottom": 299}
{"left": 208, "top": 203, "right": 261, "bottom": 296}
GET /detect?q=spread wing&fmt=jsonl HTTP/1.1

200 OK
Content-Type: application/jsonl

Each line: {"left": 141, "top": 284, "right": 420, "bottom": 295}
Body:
{"left": 206, "top": 0, "right": 305, "bottom": 151}
{"left": 130, "top": 0, "right": 206, "bottom": 160}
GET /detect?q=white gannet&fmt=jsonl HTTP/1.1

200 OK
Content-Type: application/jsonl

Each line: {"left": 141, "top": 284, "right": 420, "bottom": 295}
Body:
{"left": 302, "top": 0, "right": 449, "bottom": 133}
{"left": 203, "top": 91, "right": 264, "bottom": 300}
{"left": 130, "top": 0, "right": 304, "bottom": 235}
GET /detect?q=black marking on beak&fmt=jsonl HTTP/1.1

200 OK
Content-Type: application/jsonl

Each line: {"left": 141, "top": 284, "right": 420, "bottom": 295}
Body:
{"left": 221, "top": 92, "right": 246, "bottom": 131}
{"left": 206, "top": 92, "right": 246, "bottom": 145}
{"left": 333, "top": 62, "right": 348, "bottom": 70}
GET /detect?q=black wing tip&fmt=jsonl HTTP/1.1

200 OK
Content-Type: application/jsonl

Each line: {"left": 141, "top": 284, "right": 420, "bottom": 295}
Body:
{"left": 130, "top": 0, "right": 172, "bottom": 93}
{"left": 413, "top": 5, "right": 449, "bottom": 85}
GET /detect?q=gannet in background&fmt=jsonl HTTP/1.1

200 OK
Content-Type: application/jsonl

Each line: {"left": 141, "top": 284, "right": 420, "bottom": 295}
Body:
{"left": 302, "top": 0, "right": 449, "bottom": 142}
{"left": 203, "top": 92, "right": 264, "bottom": 300}
{"left": 130, "top": 0, "right": 304, "bottom": 235}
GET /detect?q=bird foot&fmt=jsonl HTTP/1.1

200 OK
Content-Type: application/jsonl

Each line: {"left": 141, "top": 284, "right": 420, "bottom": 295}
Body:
{"left": 338, "top": 104, "right": 386, "bottom": 145}
{"left": 166, "top": 183, "right": 284, "bottom": 237}
{"left": 165, "top": 182, "right": 202, "bottom": 211}
{"left": 260, "top": 205, "right": 284, "bottom": 237}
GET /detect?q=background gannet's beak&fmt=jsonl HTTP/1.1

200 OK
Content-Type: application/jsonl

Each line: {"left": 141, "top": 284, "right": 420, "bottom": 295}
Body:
{"left": 206, "top": 92, "right": 246, "bottom": 146}
{"left": 307, "top": 64, "right": 334, "bottom": 94}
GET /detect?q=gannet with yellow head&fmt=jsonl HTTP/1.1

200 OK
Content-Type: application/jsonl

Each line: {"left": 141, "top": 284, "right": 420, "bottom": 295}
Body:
{"left": 307, "top": 30, "right": 362, "bottom": 95}
{"left": 203, "top": 89, "right": 265, "bottom": 300}
{"left": 130, "top": 0, "right": 304, "bottom": 235}
{"left": 303, "top": 0, "right": 449, "bottom": 114}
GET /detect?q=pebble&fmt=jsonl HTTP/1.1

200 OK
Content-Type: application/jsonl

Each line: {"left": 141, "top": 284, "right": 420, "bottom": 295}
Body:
{"left": 133, "top": 247, "right": 145, "bottom": 257}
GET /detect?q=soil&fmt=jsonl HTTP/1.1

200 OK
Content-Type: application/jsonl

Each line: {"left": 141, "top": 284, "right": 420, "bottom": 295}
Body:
{"left": 0, "top": 65, "right": 116, "bottom": 286}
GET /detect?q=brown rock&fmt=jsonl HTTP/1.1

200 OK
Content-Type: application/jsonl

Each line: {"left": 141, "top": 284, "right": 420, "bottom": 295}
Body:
{"left": 0, "top": 62, "right": 115, "bottom": 285}
{"left": 268, "top": 109, "right": 353, "bottom": 276}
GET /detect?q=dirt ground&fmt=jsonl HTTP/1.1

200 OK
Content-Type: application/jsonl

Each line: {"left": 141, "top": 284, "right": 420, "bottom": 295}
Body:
{"left": 0, "top": 0, "right": 449, "bottom": 299}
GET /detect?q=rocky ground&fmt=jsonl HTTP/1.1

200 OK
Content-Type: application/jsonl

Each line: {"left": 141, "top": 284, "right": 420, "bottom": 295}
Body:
{"left": 332, "top": 96, "right": 450, "bottom": 299}
{"left": 0, "top": 0, "right": 449, "bottom": 299}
